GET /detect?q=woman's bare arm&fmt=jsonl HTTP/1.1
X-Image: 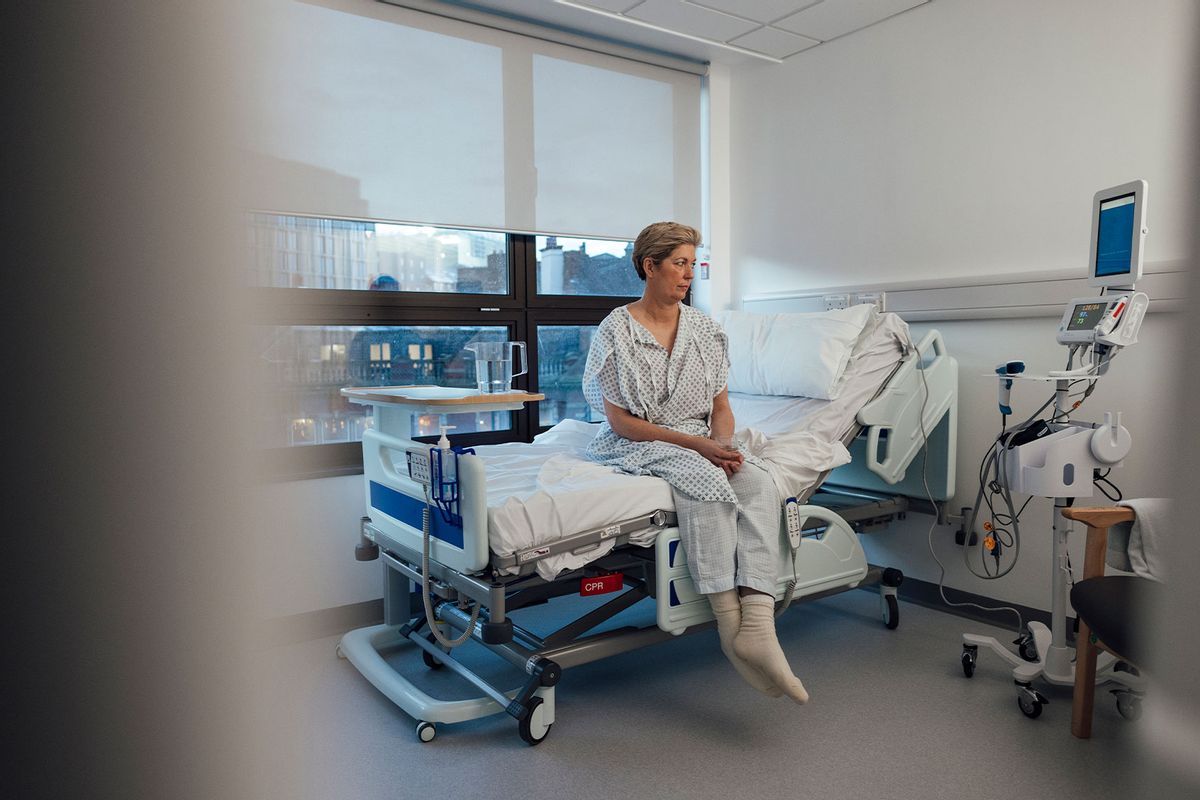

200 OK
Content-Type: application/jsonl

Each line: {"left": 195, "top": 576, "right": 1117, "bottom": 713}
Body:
{"left": 603, "top": 399, "right": 741, "bottom": 471}
{"left": 709, "top": 388, "right": 735, "bottom": 443}
{"left": 708, "top": 389, "right": 742, "bottom": 473}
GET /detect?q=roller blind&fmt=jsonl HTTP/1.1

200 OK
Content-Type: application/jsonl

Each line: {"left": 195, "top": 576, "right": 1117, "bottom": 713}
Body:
{"left": 242, "top": 0, "right": 703, "bottom": 240}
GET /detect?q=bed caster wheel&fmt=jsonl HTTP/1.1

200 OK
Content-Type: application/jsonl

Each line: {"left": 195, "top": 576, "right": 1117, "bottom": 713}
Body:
{"left": 1015, "top": 632, "right": 1038, "bottom": 662}
{"left": 882, "top": 594, "right": 900, "bottom": 629}
{"left": 1017, "top": 686, "right": 1046, "bottom": 719}
{"left": 1113, "top": 690, "right": 1143, "bottom": 721}
{"left": 422, "top": 635, "right": 445, "bottom": 669}
{"left": 415, "top": 721, "right": 436, "bottom": 743}
{"left": 961, "top": 645, "right": 977, "bottom": 678}
{"left": 518, "top": 697, "right": 551, "bottom": 746}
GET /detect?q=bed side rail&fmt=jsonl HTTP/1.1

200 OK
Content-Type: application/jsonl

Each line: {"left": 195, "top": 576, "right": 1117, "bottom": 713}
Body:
{"left": 833, "top": 329, "right": 958, "bottom": 500}
{"left": 491, "top": 510, "right": 678, "bottom": 573}
{"left": 361, "top": 428, "right": 490, "bottom": 574}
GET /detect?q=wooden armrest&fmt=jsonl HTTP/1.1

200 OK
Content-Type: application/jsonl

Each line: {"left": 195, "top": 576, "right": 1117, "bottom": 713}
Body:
{"left": 1061, "top": 505, "right": 1135, "bottom": 582}
{"left": 1061, "top": 506, "right": 1135, "bottom": 527}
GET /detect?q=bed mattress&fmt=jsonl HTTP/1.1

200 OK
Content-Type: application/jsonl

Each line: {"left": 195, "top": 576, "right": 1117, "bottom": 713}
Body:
{"left": 476, "top": 311, "right": 910, "bottom": 579}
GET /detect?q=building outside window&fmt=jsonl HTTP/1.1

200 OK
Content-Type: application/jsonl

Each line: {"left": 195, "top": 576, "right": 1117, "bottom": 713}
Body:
{"left": 251, "top": 214, "right": 642, "bottom": 477}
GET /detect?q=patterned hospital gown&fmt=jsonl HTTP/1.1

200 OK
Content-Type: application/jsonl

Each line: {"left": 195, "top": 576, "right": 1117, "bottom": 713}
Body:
{"left": 582, "top": 303, "right": 756, "bottom": 504}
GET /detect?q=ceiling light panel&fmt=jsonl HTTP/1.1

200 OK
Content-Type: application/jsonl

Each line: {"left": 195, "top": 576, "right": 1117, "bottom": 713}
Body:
{"left": 730, "top": 25, "right": 819, "bottom": 59}
{"left": 627, "top": 0, "right": 761, "bottom": 43}
{"left": 776, "top": 0, "right": 925, "bottom": 41}
{"left": 690, "top": 0, "right": 823, "bottom": 25}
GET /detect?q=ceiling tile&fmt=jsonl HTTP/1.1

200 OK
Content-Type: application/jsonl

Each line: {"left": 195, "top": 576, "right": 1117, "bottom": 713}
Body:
{"left": 729, "top": 25, "right": 820, "bottom": 59}
{"left": 689, "top": 0, "right": 822, "bottom": 25}
{"left": 775, "top": 0, "right": 925, "bottom": 41}
{"left": 574, "top": 0, "right": 644, "bottom": 12}
{"left": 626, "top": 0, "right": 762, "bottom": 43}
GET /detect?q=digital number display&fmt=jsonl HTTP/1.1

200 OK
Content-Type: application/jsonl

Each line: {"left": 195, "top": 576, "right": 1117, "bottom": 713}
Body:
{"left": 1067, "top": 302, "right": 1107, "bottom": 331}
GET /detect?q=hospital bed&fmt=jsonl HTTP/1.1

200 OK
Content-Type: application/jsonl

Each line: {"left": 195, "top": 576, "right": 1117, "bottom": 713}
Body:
{"left": 336, "top": 308, "right": 958, "bottom": 744}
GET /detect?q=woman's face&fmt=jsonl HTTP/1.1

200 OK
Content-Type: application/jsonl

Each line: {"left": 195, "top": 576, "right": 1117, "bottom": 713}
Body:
{"left": 645, "top": 244, "right": 695, "bottom": 303}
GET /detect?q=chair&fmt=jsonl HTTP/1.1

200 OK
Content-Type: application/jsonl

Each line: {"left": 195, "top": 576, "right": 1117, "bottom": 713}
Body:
{"left": 1061, "top": 506, "right": 1164, "bottom": 739}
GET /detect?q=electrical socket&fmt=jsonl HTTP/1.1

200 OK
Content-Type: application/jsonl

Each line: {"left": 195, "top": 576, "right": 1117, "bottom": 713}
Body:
{"left": 853, "top": 291, "right": 886, "bottom": 312}
{"left": 823, "top": 293, "right": 850, "bottom": 311}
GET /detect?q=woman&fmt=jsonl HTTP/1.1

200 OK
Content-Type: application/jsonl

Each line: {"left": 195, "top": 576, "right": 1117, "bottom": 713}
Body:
{"left": 582, "top": 221, "right": 808, "bottom": 704}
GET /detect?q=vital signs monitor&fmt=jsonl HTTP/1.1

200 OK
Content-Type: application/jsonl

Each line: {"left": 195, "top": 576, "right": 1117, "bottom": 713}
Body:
{"left": 1056, "top": 180, "right": 1150, "bottom": 352}
{"left": 1087, "top": 179, "right": 1147, "bottom": 288}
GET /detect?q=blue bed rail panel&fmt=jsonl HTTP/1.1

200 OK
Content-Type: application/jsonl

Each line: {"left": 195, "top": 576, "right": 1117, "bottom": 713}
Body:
{"left": 369, "top": 480, "right": 465, "bottom": 548}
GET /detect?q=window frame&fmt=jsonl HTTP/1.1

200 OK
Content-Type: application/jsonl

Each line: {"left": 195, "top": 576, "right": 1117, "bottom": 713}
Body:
{"left": 526, "top": 308, "right": 615, "bottom": 433}
{"left": 255, "top": 218, "right": 641, "bottom": 480}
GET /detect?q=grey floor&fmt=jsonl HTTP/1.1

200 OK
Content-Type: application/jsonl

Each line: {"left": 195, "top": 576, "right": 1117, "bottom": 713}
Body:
{"left": 257, "top": 590, "right": 1144, "bottom": 800}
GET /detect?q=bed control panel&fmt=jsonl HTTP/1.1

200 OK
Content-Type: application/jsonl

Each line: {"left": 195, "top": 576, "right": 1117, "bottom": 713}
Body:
{"left": 785, "top": 498, "right": 805, "bottom": 550}
{"left": 405, "top": 448, "right": 433, "bottom": 486}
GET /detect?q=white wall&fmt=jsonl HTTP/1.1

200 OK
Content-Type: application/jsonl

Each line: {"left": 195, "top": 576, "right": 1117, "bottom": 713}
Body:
{"left": 724, "top": 0, "right": 1196, "bottom": 612}
{"left": 254, "top": 475, "right": 380, "bottom": 618}
{"left": 728, "top": 0, "right": 1195, "bottom": 301}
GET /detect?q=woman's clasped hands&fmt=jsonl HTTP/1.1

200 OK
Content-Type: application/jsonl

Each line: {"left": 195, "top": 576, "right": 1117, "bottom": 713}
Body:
{"left": 694, "top": 435, "right": 744, "bottom": 476}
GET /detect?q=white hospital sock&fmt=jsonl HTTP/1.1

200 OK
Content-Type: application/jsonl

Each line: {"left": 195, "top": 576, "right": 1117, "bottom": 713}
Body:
{"left": 732, "top": 594, "right": 810, "bottom": 704}
{"left": 708, "top": 590, "right": 781, "bottom": 698}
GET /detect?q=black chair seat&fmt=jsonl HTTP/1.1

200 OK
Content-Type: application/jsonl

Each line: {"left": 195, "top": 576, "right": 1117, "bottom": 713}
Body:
{"left": 1071, "top": 575, "right": 1164, "bottom": 667}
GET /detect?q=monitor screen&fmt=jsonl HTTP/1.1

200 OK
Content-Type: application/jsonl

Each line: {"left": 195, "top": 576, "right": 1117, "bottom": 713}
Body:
{"left": 1094, "top": 192, "right": 1136, "bottom": 277}
{"left": 1066, "top": 301, "right": 1107, "bottom": 331}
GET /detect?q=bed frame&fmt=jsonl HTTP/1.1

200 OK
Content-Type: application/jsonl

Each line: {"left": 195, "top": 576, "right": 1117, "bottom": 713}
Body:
{"left": 336, "top": 327, "right": 958, "bottom": 745}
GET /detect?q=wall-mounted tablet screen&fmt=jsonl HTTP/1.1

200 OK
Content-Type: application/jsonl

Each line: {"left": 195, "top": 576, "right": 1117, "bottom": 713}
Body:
{"left": 1095, "top": 194, "right": 1135, "bottom": 277}
{"left": 1088, "top": 180, "right": 1146, "bottom": 288}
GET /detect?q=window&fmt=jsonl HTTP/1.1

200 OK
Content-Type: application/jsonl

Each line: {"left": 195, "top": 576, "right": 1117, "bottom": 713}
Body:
{"left": 254, "top": 324, "right": 513, "bottom": 449}
{"left": 248, "top": 214, "right": 509, "bottom": 294}
{"left": 535, "top": 325, "right": 601, "bottom": 427}
{"left": 534, "top": 236, "right": 644, "bottom": 298}
{"left": 244, "top": 1, "right": 701, "bottom": 479}
{"left": 253, "top": 215, "right": 639, "bottom": 478}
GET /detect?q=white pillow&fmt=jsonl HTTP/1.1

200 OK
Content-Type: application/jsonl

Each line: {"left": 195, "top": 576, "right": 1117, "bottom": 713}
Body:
{"left": 717, "top": 304, "right": 875, "bottom": 400}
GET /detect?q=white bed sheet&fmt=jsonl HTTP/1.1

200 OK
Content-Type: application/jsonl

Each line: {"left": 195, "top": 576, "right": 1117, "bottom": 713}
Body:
{"left": 477, "top": 311, "right": 910, "bottom": 579}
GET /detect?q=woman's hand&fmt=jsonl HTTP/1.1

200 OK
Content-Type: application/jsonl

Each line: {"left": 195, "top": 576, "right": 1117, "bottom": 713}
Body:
{"left": 604, "top": 399, "right": 744, "bottom": 476}
{"left": 706, "top": 390, "right": 742, "bottom": 476}
{"left": 692, "top": 436, "right": 744, "bottom": 476}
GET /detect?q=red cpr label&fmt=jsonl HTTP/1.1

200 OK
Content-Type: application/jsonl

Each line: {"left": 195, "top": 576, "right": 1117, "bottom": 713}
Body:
{"left": 580, "top": 573, "right": 623, "bottom": 596}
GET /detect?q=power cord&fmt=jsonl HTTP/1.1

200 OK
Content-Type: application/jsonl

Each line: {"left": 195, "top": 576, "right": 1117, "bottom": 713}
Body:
{"left": 910, "top": 333, "right": 1027, "bottom": 634}
{"left": 1093, "top": 469, "right": 1123, "bottom": 502}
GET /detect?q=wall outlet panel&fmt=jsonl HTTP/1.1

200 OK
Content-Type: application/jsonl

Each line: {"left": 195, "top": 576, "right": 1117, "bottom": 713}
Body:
{"left": 823, "top": 293, "right": 850, "bottom": 310}
{"left": 853, "top": 291, "right": 886, "bottom": 312}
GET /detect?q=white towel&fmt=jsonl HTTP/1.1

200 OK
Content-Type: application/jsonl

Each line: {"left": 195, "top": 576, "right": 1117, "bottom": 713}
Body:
{"left": 1105, "top": 497, "right": 1171, "bottom": 582}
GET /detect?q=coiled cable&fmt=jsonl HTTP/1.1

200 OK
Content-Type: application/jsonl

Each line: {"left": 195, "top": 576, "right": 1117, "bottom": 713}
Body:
{"left": 421, "top": 489, "right": 481, "bottom": 649}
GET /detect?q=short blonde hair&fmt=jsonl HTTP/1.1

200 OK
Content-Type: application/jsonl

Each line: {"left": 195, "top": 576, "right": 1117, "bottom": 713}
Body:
{"left": 631, "top": 221, "right": 702, "bottom": 281}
